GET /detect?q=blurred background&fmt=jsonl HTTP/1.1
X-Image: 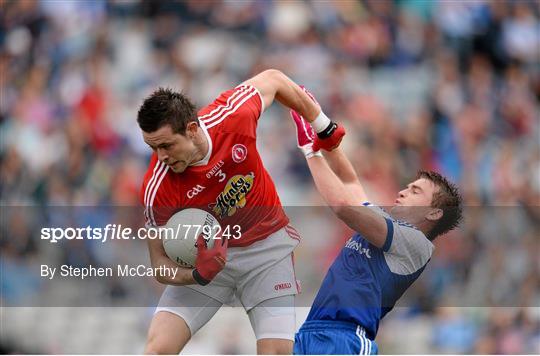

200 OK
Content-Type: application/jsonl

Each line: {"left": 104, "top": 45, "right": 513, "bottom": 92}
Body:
{"left": 1, "top": 0, "right": 539, "bottom": 354}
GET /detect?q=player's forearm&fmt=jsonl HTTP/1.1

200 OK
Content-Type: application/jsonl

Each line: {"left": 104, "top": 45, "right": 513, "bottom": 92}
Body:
{"left": 151, "top": 255, "right": 196, "bottom": 285}
{"left": 147, "top": 238, "right": 196, "bottom": 285}
{"left": 321, "top": 148, "right": 369, "bottom": 202}
{"left": 322, "top": 148, "right": 359, "bottom": 184}
{"left": 273, "top": 77, "right": 321, "bottom": 122}
{"left": 306, "top": 157, "right": 386, "bottom": 247}
{"left": 306, "top": 157, "right": 355, "bottom": 208}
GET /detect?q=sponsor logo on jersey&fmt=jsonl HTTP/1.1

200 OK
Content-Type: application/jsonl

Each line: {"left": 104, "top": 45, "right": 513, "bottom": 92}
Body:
{"left": 206, "top": 160, "right": 225, "bottom": 179}
{"left": 210, "top": 173, "right": 254, "bottom": 217}
{"left": 274, "top": 282, "right": 292, "bottom": 291}
{"left": 345, "top": 237, "right": 372, "bottom": 258}
{"left": 232, "top": 144, "right": 248, "bottom": 163}
{"left": 187, "top": 184, "right": 205, "bottom": 199}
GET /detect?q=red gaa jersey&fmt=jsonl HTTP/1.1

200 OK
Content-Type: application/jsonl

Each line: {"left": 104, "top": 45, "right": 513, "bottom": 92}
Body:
{"left": 140, "top": 85, "right": 289, "bottom": 247}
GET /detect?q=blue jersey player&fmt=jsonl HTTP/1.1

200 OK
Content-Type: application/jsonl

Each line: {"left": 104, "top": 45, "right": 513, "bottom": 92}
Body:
{"left": 289, "top": 95, "right": 463, "bottom": 354}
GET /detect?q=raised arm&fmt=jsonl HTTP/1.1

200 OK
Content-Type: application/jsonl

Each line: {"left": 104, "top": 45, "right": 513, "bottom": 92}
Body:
{"left": 288, "top": 86, "right": 368, "bottom": 201}
{"left": 290, "top": 106, "right": 386, "bottom": 248}
{"left": 242, "top": 69, "right": 321, "bottom": 122}
{"left": 243, "top": 69, "right": 345, "bottom": 152}
{"left": 322, "top": 148, "right": 368, "bottom": 203}
{"left": 306, "top": 156, "right": 388, "bottom": 248}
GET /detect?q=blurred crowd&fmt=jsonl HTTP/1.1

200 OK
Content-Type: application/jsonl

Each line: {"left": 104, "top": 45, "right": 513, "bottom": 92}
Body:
{"left": 1, "top": 0, "right": 539, "bottom": 354}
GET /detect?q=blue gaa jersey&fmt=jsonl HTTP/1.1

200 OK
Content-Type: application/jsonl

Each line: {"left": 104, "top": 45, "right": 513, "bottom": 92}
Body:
{"left": 296, "top": 202, "right": 434, "bottom": 354}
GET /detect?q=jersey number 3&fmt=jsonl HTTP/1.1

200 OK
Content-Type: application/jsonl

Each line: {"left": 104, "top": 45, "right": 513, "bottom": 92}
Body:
{"left": 217, "top": 169, "right": 226, "bottom": 182}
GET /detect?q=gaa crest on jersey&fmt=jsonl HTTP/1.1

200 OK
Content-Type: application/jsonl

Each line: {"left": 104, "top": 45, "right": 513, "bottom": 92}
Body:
{"left": 210, "top": 172, "right": 255, "bottom": 217}
{"left": 232, "top": 144, "right": 248, "bottom": 163}
{"left": 186, "top": 184, "right": 205, "bottom": 199}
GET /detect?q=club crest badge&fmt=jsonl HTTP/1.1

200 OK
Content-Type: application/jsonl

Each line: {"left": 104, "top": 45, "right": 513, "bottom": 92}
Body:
{"left": 232, "top": 144, "right": 248, "bottom": 163}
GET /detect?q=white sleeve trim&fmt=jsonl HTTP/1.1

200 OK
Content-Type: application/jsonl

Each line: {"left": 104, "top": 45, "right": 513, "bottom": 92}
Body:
{"left": 236, "top": 84, "right": 265, "bottom": 116}
{"left": 252, "top": 85, "right": 266, "bottom": 114}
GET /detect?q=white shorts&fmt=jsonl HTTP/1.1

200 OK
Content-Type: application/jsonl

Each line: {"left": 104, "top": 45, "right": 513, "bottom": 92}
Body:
{"left": 155, "top": 225, "right": 301, "bottom": 338}
{"left": 156, "top": 290, "right": 296, "bottom": 340}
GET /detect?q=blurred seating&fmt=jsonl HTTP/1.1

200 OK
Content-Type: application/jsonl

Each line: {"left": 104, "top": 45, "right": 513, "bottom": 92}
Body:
{"left": 1, "top": 0, "right": 539, "bottom": 353}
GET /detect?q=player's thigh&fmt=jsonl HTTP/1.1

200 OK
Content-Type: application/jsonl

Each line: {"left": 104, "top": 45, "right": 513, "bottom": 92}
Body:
{"left": 256, "top": 338, "right": 293, "bottom": 355}
{"left": 146, "top": 286, "right": 223, "bottom": 354}
{"left": 145, "top": 311, "right": 191, "bottom": 355}
{"left": 248, "top": 295, "right": 295, "bottom": 354}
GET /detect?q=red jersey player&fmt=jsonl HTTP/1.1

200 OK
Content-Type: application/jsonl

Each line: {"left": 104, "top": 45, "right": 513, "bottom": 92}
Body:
{"left": 137, "top": 69, "right": 345, "bottom": 354}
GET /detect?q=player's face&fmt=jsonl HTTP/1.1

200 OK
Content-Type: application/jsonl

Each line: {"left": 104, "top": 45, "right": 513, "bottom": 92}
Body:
{"left": 142, "top": 125, "right": 197, "bottom": 173}
{"left": 391, "top": 178, "right": 437, "bottom": 218}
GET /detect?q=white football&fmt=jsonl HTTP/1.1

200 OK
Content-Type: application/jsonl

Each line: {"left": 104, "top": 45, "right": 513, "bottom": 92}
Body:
{"left": 162, "top": 208, "right": 221, "bottom": 268}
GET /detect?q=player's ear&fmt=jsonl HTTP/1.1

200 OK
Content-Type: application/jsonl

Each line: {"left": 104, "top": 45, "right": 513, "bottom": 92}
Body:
{"left": 185, "top": 121, "right": 199, "bottom": 139}
{"left": 426, "top": 208, "right": 443, "bottom": 222}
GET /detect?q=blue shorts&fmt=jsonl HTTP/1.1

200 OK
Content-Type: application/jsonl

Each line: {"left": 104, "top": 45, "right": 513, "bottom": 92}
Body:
{"left": 294, "top": 320, "right": 378, "bottom": 355}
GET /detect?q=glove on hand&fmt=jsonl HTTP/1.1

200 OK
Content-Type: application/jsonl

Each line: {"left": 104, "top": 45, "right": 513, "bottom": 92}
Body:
{"left": 312, "top": 123, "right": 346, "bottom": 152}
{"left": 297, "top": 85, "right": 345, "bottom": 152}
{"left": 192, "top": 233, "right": 228, "bottom": 286}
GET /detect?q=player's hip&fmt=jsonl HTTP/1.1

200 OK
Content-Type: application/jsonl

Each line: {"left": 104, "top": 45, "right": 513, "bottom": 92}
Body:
{"left": 184, "top": 224, "right": 302, "bottom": 307}
{"left": 225, "top": 209, "right": 290, "bottom": 247}
{"left": 229, "top": 221, "right": 299, "bottom": 253}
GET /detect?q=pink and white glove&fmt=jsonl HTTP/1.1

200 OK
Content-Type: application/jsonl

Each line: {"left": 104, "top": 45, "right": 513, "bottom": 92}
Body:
{"left": 293, "top": 86, "right": 345, "bottom": 155}
{"left": 289, "top": 108, "right": 322, "bottom": 159}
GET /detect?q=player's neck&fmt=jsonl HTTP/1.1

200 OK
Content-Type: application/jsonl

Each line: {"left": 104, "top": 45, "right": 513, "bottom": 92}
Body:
{"left": 415, "top": 221, "right": 433, "bottom": 236}
{"left": 191, "top": 128, "right": 210, "bottom": 164}
{"left": 390, "top": 211, "right": 431, "bottom": 235}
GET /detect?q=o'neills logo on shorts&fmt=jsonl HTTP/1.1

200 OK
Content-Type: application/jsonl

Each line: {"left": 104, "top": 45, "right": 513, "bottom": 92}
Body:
{"left": 274, "top": 283, "right": 292, "bottom": 291}
{"left": 210, "top": 173, "right": 255, "bottom": 217}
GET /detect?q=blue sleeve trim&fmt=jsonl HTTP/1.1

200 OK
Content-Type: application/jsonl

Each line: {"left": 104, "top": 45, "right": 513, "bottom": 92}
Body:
{"left": 362, "top": 201, "right": 371, "bottom": 206}
{"left": 382, "top": 218, "right": 394, "bottom": 252}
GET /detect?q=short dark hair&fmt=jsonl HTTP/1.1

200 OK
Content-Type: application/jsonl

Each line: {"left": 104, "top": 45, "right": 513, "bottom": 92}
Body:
{"left": 137, "top": 88, "right": 198, "bottom": 134}
{"left": 417, "top": 170, "right": 463, "bottom": 240}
